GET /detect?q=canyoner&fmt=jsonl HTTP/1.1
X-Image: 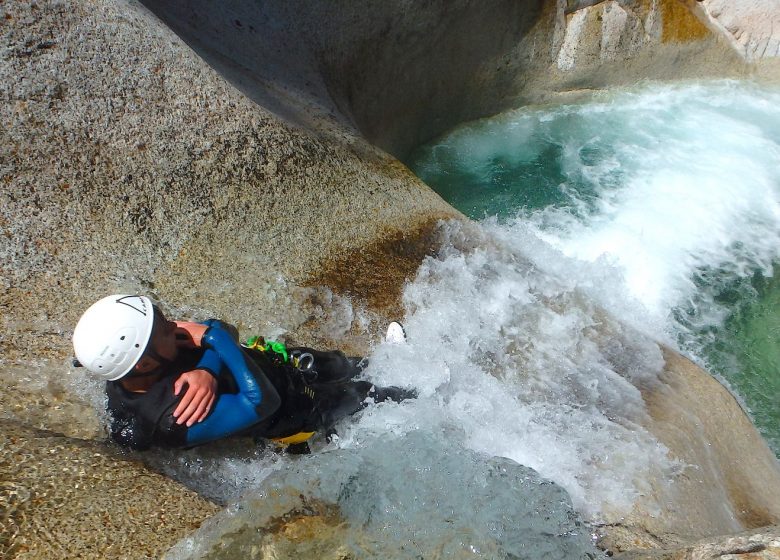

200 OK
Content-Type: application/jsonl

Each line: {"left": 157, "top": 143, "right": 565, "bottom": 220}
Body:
{"left": 72, "top": 294, "right": 415, "bottom": 454}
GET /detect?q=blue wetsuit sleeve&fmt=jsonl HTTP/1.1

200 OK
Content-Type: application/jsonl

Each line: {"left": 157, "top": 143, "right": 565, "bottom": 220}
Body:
{"left": 184, "top": 321, "right": 281, "bottom": 447}
{"left": 201, "top": 323, "right": 263, "bottom": 403}
{"left": 195, "top": 348, "right": 222, "bottom": 378}
{"left": 186, "top": 393, "right": 269, "bottom": 446}
{"left": 201, "top": 318, "right": 239, "bottom": 342}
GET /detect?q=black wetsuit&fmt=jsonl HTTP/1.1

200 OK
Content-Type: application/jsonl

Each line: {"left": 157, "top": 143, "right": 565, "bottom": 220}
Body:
{"left": 106, "top": 320, "right": 412, "bottom": 451}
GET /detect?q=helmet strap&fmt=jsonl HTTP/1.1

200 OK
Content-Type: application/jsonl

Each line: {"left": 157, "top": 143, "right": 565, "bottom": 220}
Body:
{"left": 130, "top": 346, "right": 175, "bottom": 378}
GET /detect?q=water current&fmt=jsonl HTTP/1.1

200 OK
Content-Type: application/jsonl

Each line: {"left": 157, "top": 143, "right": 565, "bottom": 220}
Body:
{"left": 409, "top": 80, "right": 780, "bottom": 456}
{"left": 164, "top": 80, "right": 779, "bottom": 558}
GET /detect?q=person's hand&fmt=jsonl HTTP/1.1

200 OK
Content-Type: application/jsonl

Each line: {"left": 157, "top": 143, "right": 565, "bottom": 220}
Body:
{"left": 173, "top": 369, "right": 217, "bottom": 426}
{"left": 174, "top": 322, "right": 208, "bottom": 349}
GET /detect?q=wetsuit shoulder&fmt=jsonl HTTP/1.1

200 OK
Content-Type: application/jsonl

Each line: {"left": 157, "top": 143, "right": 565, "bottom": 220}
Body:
{"left": 182, "top": 321, "right": 283, "bottom": 447}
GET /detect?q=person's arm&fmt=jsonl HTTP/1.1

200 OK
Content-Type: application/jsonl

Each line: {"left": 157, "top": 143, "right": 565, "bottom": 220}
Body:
{"left": 167, "top": 319, "right": 246, "bottom": 426}
{"left": 200, "top": 321, "right": 280, "bottom": 413}
{"left": 168, "top": 321, "right": 219, "bottom": 426}
{"left": 185, "top": 392, "right": 270, "bottom": 445}
{"left": 174, "top": 321, "right": 209, "bottom": 348}
{"left": 183, "top": 321, "right": 282, "bottom": 447}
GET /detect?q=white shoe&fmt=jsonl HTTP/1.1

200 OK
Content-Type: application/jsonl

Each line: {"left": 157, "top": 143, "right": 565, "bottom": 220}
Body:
{"left": 385, "top": 321, "right": 406, "bottom": 344}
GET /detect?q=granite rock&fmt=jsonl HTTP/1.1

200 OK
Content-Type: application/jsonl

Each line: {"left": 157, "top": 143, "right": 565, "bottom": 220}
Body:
{"left": 613, "top": 525, "right": 780, "bottom": 559}
{"left": 594, "top": 349, "right": 780, "bottom": 552}
{"left": 3, "top": 0, "right": 780, "bottom": 559}
{"left": 0, "top": 420, "right": 219, "bottom": 559}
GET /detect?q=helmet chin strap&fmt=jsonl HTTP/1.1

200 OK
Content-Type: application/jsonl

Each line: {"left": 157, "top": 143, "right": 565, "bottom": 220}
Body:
{"left": 131, "top": 346, "right": 175, "bottom": 378}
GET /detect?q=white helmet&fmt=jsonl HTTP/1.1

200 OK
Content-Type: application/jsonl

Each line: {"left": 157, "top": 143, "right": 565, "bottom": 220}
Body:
{"left": 73, "top": 294, "right": 155, "bottom": 381}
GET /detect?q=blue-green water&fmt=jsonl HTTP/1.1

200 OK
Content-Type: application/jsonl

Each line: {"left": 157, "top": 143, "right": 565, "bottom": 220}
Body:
{"left": 409, "top": 81, "right": 780, "bottom": 454}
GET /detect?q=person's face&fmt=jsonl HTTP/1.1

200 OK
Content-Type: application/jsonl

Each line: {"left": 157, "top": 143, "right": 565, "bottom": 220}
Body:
{"left": 133, "top": 307, "right": 179, "bottom": 374}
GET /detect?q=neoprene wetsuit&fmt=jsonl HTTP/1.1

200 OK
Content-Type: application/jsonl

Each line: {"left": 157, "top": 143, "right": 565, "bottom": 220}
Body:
{"left": 106, "top": 320, "right": 413, "bottom": 451}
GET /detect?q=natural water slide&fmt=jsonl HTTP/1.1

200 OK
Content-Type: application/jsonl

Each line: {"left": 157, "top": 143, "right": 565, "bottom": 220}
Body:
{"left": 2, "top": 0, "right": 780, "bottom": 558}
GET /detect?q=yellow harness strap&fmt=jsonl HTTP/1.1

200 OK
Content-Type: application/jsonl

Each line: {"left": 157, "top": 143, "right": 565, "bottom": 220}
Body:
{"left": 271, "top": 431, "right": 316, "bottom": 445}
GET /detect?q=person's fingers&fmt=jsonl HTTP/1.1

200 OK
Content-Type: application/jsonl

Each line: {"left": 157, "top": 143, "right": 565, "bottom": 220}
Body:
{"left": 174, "top": 371, "right": 216, "bottom": 423}
{"left": 195, "top": 394, "right": 215, "bottom": 423}
{"left": 178, "top": 393, "right": 203, "bottom": 424}
{"left": 173, "top": 376, "right": 184, "bottom": 396}
{"left": 187, "top": 398, "right": 210, "bottom": 427}
{"left": 173, "top": 387, "right": 197, "bottom": 418}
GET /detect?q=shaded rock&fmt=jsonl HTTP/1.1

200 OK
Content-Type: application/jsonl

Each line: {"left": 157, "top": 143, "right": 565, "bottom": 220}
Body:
{"left": 139, "top": 0, "right": 552, "bottom": 160}
{"left": 137, "top": 0, "right": 763, "bottom": 161}
{"left": 0, "top": 419, "right": 219, "bottom": 559}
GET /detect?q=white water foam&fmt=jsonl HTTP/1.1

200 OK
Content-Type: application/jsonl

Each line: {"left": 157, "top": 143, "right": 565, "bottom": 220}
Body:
{"left": 348, "top": 81, "right": 780, "bottom": 523}
{"left": 349, "top": 220, "right": 673, "bottom": 522}
{"left": 519, "top": 82, "right": 780, "bottom": 330}
{"left": 152, "top": 217, "right": 674, "bottom": 529}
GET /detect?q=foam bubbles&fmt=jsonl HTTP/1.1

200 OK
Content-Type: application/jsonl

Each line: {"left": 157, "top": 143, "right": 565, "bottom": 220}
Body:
{"left": 413, "top": 81, "right": 780, "bottom": 332}
{"left": 400, "top": 80, "right": 780, "bottom": 518}
{"left": 356, "top": 221, "right": 671, "bottom": 521}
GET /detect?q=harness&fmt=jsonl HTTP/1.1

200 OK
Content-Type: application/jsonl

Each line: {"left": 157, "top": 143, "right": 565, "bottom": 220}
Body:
{"left": 245, "top": 336, "right": 315, "bottom": 374}
{"left": 244, "top": 336, "right": 319, "bottom": 446}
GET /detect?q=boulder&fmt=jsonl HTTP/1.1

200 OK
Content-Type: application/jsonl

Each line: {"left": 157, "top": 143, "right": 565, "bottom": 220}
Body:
{"left": 695, "top": 0, "right": 780, "bottom": 62}
{"left": 613, "top": 525, "right": 780, "bottom": 559}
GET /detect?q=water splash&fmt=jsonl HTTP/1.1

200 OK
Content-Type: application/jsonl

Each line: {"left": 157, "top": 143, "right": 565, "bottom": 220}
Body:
{"left": 410, "top": 79, "right": 780, "bottom": 453}
{"left": 168, "top": 433, "right": 602, "bottom": 559}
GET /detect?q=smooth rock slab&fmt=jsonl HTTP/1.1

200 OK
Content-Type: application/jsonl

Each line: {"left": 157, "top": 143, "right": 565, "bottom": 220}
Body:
{"left": 613, "top": 525, "right": 780, "bottom": 559}
{"left": 698, "top": 0, "right": 780, "bottom": 60}
{"left": 0, "top": 420, "right": 219, "bottom": 559}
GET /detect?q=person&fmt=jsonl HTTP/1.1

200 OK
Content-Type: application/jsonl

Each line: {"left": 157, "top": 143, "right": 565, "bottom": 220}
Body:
{"left": 72, "top": 294, "right": 413, "bottom": 453}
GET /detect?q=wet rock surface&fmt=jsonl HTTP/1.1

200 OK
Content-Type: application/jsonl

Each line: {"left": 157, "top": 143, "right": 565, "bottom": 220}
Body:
{"left": 2, "top": 0, "right": 780, "bottom": 558}
{"left": 613, "top": 525, "right": 780, "bottom": 559}
{"left": 0, "top": 420, "right": 219, "bottom": 559}
{"left": 165, "top": 435, "right": 601, "bottom": 559}
{"left": 593, "top": 349, "right": 780, "bottom": 552}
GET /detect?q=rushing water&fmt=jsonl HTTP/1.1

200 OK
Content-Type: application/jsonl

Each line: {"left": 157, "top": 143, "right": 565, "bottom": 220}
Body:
{"left": 409, "top": 80, "right": 780, "bottom": 454}
{"left": 165, "top": 80, "right": 779, "bottom": 558}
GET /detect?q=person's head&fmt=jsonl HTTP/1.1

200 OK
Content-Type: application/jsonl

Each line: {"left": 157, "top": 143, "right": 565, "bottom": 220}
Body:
{"left": 73, "top": 294, "right": 180, "bottom": 381}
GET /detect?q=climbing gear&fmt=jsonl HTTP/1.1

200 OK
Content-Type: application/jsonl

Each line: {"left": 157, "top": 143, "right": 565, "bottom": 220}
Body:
{"left": 289, "top": 350, "right": 315, "bottom": 372}
{"left": 245, "top": 335, "right": 289, "bottom": 363}
{"left": 73, "top": 294, "right": 155, "bottom": 381}
{"left": 271, "top": 431, "right": 316, "bottom": 445}
{"left": 245, "top": 336, "right": 316, "bottom": 375}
